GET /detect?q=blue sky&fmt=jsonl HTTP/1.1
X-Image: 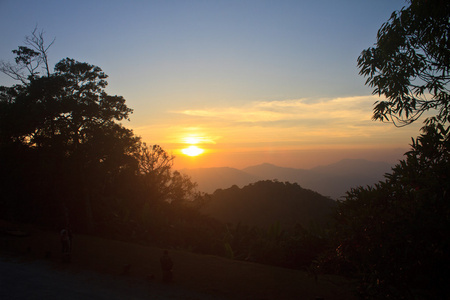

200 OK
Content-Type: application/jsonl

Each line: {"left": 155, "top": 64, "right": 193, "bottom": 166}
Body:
{"left": 1, "top": 0, "right": 421, "bottom": 169}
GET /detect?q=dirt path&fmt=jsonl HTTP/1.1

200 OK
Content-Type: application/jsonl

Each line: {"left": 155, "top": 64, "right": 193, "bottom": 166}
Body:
{"left": 0, "top": 257, "right": 219, "bottom": 300}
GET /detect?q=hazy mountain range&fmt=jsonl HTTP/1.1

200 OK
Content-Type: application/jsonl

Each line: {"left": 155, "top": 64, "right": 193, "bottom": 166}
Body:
{"left": 180, "top": 159, "right": 395, "bottom": 199}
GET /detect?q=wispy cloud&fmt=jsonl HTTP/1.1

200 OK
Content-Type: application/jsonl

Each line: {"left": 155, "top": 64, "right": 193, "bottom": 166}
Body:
{"left": 173, "top": 96, "right": 374, "bottom": 124}
{"left": 132, "top": 95, "right": 422, "bottom": 150}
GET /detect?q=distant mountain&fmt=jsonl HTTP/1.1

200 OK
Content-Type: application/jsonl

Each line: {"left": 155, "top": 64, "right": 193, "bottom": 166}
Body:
{"left": 181, "top": 167, "right": 259, "bottom": 194}
{"left": 181, "top": 159, "right": 394, "bottom": 199}
{"left": 310, "top": 158, "right": 393, "bottom": 176}
{"left": 201, "top": 180, "right": 337, "bottom": 229}
{"left": 243, "top": 159, "right": 393, "bottom": 199}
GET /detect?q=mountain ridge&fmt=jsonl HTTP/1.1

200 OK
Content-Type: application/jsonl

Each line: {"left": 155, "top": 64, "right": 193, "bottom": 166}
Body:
{"left": 180, "top": 158, "right": 394, "bottom": 199}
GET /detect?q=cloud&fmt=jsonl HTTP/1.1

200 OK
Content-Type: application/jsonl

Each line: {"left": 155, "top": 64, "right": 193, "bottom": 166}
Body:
{"left": 173, "top": 95, "right": 375, "bottom": 125}
{"left": 132, "top": 95, "right": 422, "bottom": 150}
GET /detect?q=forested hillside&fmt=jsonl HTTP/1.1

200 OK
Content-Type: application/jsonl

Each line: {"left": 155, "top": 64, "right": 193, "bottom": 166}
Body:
{"left": 202, "top": 180, "right": 336, "bottom": 229}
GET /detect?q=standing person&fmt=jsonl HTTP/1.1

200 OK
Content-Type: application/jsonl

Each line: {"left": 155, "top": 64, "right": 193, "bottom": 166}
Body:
{"left": 60, "top": 227, "right": 71, "bottom": 262}
{"left": 60, "top": 228, "right": 69, "bottom": 253}
{"left": 160, "top": 250, "right": 173, "bottom": 282}
{"left": 67, "top": 226, "right": 73, "bottom": 253}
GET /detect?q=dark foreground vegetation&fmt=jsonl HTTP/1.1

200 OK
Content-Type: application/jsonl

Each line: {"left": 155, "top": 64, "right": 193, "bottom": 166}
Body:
{"left": 1, "top": 1, "right": 449, "bottom": 299}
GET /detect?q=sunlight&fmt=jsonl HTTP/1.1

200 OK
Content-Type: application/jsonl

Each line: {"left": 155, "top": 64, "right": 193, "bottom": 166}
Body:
{"left": 182, "top": 134, "right": 216, "bottom": 145}
{"left": 184, "top": 136, "right": 201, "bottom": 144}
{"left": 182, "top": 145, "right": 204, "bottom": 156}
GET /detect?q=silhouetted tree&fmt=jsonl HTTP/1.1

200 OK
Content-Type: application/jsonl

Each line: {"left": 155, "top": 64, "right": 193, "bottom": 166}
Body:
{"left": 331, "top": 126, "right": 449, "bottom": 299}
{"left": 326, "top": 1, "right": 450, "bottom": 298}
{"left": 0, "top": 31, "right": 137, "bottom": 230}
{"left": 358, "top": 0, "right": 449, "bottom": 127}
{"left": 0, "top": 27, "right": 54, "bottom": 82}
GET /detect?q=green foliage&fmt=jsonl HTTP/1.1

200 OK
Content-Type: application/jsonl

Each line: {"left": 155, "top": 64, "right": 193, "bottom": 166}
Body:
{"left": 328, "top": 125, "right": 449, "bottom": 299}
{"left": 358, "top": 0, "right": 450, "bottom": 127}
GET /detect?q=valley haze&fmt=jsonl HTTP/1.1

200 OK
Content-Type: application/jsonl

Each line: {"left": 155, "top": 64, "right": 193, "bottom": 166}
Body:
{"left": 181, "top": 158, "right": 394, "bottom": 200}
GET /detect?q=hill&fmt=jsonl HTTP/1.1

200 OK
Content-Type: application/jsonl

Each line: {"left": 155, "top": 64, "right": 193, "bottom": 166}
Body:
{"left": 201, "top": 180, "right": 336, "bottom": 229}
{"left": 182, "top": 159, "right": 393, "bottom": 199}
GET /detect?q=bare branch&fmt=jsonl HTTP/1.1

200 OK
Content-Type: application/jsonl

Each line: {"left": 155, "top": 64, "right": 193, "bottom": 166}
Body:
{"left": 0, "top": 27, "right": 55, "bottom": 83}
{"left": 0, "top": 61, "right": 28, "bottom": 84}
{"left": 25, "top": 26, "right": 55, "bottom": 77}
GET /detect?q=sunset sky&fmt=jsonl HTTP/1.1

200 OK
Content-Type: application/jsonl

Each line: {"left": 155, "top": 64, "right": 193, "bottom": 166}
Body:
{"left": 1, "top": 0, "right": 423, "bottom": 169}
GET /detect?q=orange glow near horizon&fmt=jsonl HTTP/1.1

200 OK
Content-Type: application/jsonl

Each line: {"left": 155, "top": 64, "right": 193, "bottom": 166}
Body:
{"left": 170, "top": 146, "right": 410, "bottom": 170}
{"left": 131, "top": 95, "right": 424, "bottom": 169}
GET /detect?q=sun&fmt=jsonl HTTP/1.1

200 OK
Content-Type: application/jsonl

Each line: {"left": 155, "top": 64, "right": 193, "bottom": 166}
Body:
{"left": 181, "top": 145, "right": 204, "bottom": 157}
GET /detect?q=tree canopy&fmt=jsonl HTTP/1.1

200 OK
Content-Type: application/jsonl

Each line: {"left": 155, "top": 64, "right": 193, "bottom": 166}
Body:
{"left": 329, "top": 125, "right": 449, "bottom": 299}
{"left": 0, "top": 30, "right": 198, "bottom": 234}
{"left": 326, "top": 1, "right": 450, "bottom": 298}
{"left": 358, "top": 0, "right": 450, "bottom": 127}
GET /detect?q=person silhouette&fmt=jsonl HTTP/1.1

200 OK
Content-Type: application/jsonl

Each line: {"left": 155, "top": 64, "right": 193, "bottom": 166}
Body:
{"left": 60, "top": 227, "right": 71, "bottom": 262}
{"left": 160, "top": 250, "right": 173, "bottom": 282}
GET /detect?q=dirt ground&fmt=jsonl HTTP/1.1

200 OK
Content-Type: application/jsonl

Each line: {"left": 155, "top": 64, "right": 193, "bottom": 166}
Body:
{"left": 0, "top": 221, "right": 357, "bottom": 299}
{"left": 0, "top": 257, "right": 213, "bottom": 300}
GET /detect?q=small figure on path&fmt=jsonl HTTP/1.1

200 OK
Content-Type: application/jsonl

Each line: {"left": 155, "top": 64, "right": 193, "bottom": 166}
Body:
{"left": 160, "top": 250, "right": 173, "bottom": 282}
{"left": 60, "top": 227, "right": 72, "bottom": 262}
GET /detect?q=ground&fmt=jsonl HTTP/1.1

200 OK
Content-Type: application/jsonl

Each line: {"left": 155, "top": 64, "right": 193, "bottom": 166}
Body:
{"left": 0, "top": 221, "right": 356, "bottom": 299}
{"left": 0, "top": 258, "right": 213, "bottom": 299}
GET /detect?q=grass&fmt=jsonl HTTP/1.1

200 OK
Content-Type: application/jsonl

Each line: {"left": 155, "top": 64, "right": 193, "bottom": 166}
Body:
{"left": 1, "top": 220, "right": 357, "bottom": 299}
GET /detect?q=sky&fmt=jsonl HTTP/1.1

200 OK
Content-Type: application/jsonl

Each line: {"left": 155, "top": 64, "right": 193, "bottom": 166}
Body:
{"left": 0, "top": 0, "right": 423, "bottom": 170}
